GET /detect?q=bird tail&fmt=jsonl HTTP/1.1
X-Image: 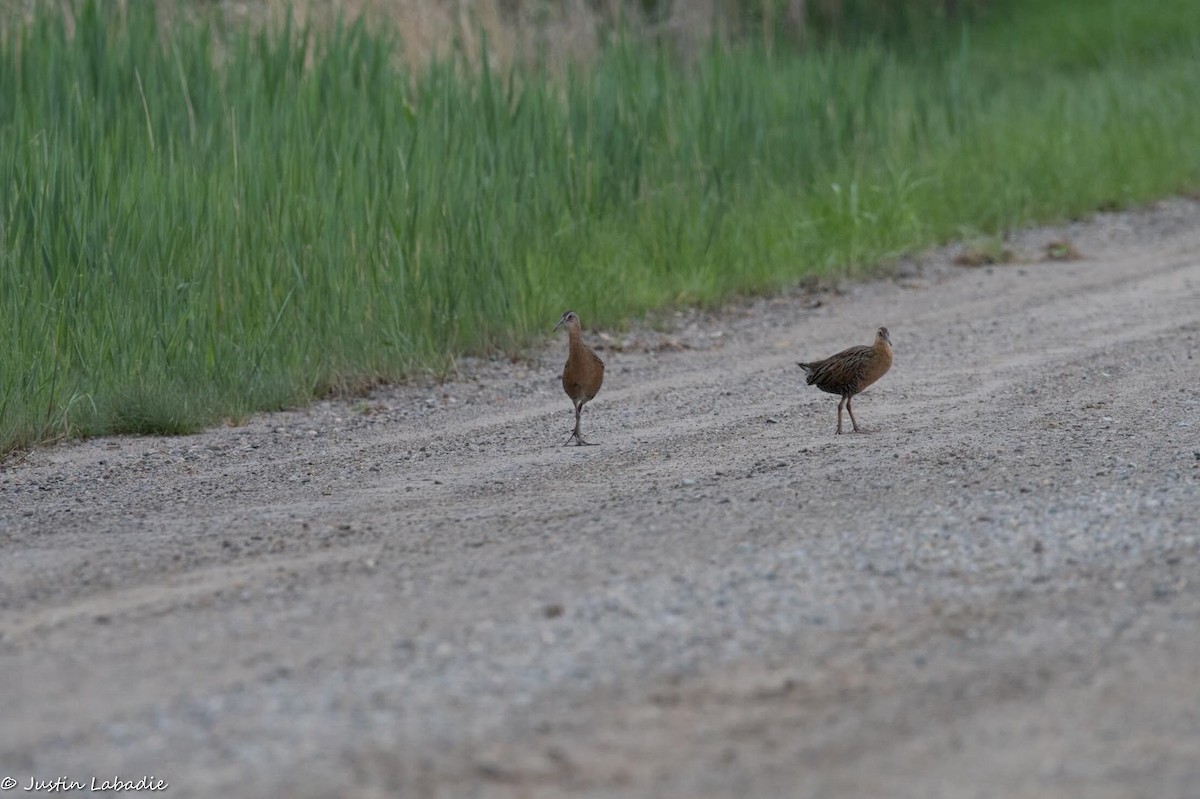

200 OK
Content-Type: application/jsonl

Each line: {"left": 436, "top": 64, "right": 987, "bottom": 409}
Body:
{"left": 796, "top": 362, "right": 819, "bottom": 385}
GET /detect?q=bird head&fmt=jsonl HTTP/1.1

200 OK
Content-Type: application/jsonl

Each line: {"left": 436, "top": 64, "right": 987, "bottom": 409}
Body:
{"left": 554, "top": 311, "right": 580, "bottom": 332}
{"left": 876, "top": 326, "right": 891, "bottom": 345}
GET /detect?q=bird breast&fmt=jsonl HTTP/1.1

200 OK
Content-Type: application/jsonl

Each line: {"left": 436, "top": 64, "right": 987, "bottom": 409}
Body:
{"left": 563, "top": 340, "right": 604, "bottom": 401}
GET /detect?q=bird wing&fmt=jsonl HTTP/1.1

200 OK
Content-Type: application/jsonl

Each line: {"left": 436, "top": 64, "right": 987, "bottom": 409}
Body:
{"left": 805, "top": 345, "right": 874, "bottom": 392}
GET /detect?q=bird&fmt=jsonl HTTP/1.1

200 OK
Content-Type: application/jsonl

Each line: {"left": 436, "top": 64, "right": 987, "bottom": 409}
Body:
{"left": 796, "top": 326, "right": 893, "bottom": 434}
{"left": 554, "top": 310, "right": 605, "bottom": 446}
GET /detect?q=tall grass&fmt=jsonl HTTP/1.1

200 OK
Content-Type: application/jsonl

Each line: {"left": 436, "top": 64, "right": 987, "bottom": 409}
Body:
{"left": 2, "top": 0, "right": 1199, "bottom": 451}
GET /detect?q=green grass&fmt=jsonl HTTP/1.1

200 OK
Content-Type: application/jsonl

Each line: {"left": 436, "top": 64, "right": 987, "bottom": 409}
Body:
{"left": 2, "top": 0, "right": 1199, "bottom": 452}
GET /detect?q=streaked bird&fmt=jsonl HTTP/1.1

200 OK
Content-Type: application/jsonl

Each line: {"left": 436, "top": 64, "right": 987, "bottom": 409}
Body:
{"left": 797, "top": 326, "right": 893, "bottom": 434}
{"left": 554, "top": 311, "right": 605, "bottom": 446}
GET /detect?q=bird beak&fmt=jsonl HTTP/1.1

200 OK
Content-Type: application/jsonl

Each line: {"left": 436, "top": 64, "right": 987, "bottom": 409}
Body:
{"left": 553, "top": 319, "right": 565, "bottom": 332}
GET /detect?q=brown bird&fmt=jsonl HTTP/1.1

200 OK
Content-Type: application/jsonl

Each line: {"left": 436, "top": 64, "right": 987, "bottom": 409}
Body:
{"left": 797, "top": 326, "right": 893, "bottom": 434}
{"left": 554, "top": 310, "right": 605, "bottom": 446}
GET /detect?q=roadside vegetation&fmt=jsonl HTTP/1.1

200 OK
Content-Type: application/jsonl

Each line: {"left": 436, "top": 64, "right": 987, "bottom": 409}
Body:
{"left": 2, "top": 0, "right": 1198, "bottom": 452}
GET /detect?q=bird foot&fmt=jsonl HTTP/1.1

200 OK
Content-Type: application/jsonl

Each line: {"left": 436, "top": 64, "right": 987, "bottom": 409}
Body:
{"left": 564, "top": 433, "right": 597, "bottom": 446}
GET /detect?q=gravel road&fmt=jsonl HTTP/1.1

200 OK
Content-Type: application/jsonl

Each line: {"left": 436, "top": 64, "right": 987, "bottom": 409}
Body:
{"left": 3, "top": 200, "right": 1199, "bottom": 798}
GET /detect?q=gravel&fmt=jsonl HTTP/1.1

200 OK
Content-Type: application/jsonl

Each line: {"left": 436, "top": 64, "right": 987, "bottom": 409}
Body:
{"left": 2, "top": 198, "right": 1200, "bottom": 798}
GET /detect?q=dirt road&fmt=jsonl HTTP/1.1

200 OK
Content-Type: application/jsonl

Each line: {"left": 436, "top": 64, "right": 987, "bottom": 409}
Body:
{"left": 3, "top": 201, "right": 1199, "bottom": 798}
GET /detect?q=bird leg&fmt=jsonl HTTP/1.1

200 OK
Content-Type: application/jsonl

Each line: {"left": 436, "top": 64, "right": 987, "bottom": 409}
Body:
{"left": 846, "top": 395, "right": 861, "bottom": 433}
{"left": 565, "top": 403, "right": 596, "bottom": 446}
{"left": 836, "top": 396, "right": 845, "bottom": 435}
